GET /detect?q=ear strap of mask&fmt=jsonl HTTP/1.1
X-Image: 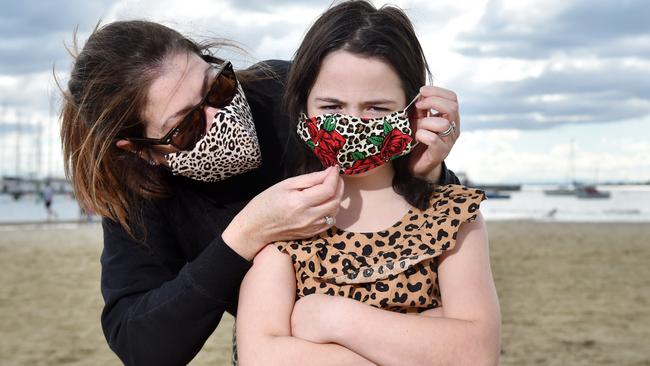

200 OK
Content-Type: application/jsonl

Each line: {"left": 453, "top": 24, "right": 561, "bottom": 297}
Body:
{"left": 405, "top": 92, "right": 421, "bottom": 112}
{"left": 402, "top": 93, "right": 421, "bottom": 150}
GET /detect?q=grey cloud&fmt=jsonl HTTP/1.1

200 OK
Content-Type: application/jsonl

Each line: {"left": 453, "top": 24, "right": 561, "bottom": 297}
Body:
{"left": 0, "top": 32, "right": 70, "bottom": 75}
{"left": 455, "top": 0, "right": 650, "bottom": 59}
{"left": 449, "top": 0, "right": 650, "bottom": 130}
{"left": 195, "top": 20, "right": 293, "bottom": 48}
{"left": 494, "top": 65, "right": 650, "bottom": 100}
{"left": 453, "top": 63, "right": 650, "bottom": 130}
{"left": 194, "top": 1, "right": 459, "bottom": 63}
{"left": 225, "top": 0, "right": 335, "bottom": 12}
{"left": 0, "top": 0, "right": 115, "bottom": 75}
{"left": 179, "top": 16, "right": 301, "bottom": 62}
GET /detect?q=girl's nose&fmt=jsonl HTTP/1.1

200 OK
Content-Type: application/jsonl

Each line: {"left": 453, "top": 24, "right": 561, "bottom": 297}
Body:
{"left": 344, "top": 108, "right": 363, "bottom": 118}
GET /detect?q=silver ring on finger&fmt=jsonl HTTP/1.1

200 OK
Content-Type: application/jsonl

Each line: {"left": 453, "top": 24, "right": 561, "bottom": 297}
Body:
{"left": 324, "top": 215, "right": 335, "bottom": 226}
{"left": 438, "top": 123, "right": 454, "bottom": 137}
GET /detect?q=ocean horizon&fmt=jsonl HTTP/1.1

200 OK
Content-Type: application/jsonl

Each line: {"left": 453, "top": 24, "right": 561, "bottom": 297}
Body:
{"left": 1, "top": 184, "right": 649, "bottom": 225}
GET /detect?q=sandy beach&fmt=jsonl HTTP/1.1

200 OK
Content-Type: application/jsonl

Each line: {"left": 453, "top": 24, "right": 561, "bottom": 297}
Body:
{"left": 1, "top": 221, "right": 649, "bottom": 365}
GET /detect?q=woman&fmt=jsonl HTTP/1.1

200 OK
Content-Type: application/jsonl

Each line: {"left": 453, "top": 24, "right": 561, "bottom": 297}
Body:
{"left": 236, "top": 2, "right": 501, "bottom": 365}
{"left": 59, "top": 20, "right": 461, "bottom": 366}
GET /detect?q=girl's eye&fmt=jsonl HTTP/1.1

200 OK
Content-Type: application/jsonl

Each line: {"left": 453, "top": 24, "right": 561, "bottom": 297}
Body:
{"left": 368, "top": 106, "right": 389, "bottom": 112}
{"left": 321, "top": 105, "right": 341, "bottom": 111}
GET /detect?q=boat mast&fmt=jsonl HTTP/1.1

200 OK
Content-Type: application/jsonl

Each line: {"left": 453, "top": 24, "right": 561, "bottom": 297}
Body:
{"left": 15, "top": 111, "right": 21, "bottom": 178}
{"left": 570, "top": 138, "right": 575, "bottom": 186}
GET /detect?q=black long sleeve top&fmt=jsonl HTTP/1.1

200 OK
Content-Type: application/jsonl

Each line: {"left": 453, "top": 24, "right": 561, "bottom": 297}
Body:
{"left": 100, "top": 60, "right": 461, "bottom": 365}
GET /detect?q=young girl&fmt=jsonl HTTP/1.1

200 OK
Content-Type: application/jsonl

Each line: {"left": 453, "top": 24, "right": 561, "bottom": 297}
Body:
{"left": 236, "top": 2, "right": 501, "bottom": 365}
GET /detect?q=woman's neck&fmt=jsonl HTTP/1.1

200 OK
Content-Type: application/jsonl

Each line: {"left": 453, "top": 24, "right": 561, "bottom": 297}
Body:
{"left": 336, "top": 163, "right": 411, "bottom": 232}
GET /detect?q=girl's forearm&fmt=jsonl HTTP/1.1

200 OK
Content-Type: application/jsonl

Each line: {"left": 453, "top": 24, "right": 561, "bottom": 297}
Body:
{"left": 240, "top": 334, "right": 375, "bottom": 366}
{"left": 329, "top": 300, "right": 499, "bottom": 366}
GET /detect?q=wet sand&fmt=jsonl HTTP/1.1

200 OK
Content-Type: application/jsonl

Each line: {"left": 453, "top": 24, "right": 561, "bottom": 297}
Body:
{"left": 0, "top": 221, "right": 648, "bottom": 365}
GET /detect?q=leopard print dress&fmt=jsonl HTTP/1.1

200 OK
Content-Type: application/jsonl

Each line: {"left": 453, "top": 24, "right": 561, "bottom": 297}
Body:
{"left": 231, "top": 184, "right": 485, "bottom": 365}
{"left": 274, "top": 184, "right": 486, "bottom": 313}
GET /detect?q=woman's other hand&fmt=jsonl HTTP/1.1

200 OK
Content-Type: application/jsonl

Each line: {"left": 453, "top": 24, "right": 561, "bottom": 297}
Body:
{"left": 222, "top": 166, "right": 344, "bottom": 260}
{"left": 409, "top": 86, "right": 460, "bottom": 181}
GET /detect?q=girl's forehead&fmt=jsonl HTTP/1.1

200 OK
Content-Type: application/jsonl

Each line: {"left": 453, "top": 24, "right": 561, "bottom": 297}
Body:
{"left": 309, "top": 51, "right": 405, "bottom": 104}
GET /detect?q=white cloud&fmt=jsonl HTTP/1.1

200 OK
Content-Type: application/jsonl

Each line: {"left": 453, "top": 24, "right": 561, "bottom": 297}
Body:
{"left": 446, "top": 117, "right": 650, "bottom": 183}
{"left": 254, "top": 31, "right": 304, "bottom": 60}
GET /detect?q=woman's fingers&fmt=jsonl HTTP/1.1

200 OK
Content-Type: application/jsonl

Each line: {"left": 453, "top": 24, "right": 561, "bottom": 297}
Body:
{"left": 414, "top": 128, "right": 451, "bottom": 163}
{"left": 298, "top": 166, "right": 341, "bottom": 206}
{"left": 282, "top": 166, "right": 332, "bottom": 190}
{"left": 415, "top": 96, "right": 457, "bottom": 117}
{"left": 309, "top": 192, "right": 343, "bottom": 225}
{"left": 298, "top": 173, "right": 344, "bottom": 229}
{"left": 413, "top": 86, "right": 461, "bottom": 135}
{"left": 416, "top": 116, "right": 455, "bottom": 136}
{"left": 247, "top": 165, "right": 345, "bottom": 242}
{"left": 419, "top": 85, "right": 457, "bottom": 101}
{"left": 414, "top": 128, "right": 443, "bottom": 147}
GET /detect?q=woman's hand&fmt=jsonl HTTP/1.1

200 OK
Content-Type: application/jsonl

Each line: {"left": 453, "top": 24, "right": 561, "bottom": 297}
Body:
{"left": 409, "top": 86, "right": 460, "bottom": 181}
{"left": 222, "top": 166, "right": 344, "bottom": 260}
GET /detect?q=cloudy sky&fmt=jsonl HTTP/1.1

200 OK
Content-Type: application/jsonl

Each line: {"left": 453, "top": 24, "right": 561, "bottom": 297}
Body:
{"left": 1, "top": 0, "right": 648, "bottom": 183}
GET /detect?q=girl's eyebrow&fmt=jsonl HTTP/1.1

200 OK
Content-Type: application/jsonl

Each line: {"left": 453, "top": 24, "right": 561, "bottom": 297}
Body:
{"left": 362, "top": 99, "right": 395, "bottom": 105}
{"left": 314, "top": 97, "right": 396, "bottom": 105}
{"left": 315, "top": 97, "right": 344, "bottom": 104}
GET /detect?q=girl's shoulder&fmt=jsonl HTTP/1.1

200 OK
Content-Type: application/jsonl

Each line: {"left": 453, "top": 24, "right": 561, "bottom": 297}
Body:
{"left": 425, "top": 184, "right": 486, "bottom": 224}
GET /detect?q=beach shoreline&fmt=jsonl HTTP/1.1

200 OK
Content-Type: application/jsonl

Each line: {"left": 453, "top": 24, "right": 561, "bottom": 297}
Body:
{"left": 1, "top": 221, "right": 649, "bottom": 365}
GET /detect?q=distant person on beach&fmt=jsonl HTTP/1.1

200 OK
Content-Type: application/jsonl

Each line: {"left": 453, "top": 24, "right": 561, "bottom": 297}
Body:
{"left": 59, "top": 17, "right": 463, "bottom": 365}
{"left": 42, "top": 181, "right": 56, "bottom": 220}
{"left": 235, "top": 2, "right": 501, "bottom": 365}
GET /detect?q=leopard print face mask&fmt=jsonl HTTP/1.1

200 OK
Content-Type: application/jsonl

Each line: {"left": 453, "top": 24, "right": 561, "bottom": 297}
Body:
{"left": 164, "top": 84, "right": 261, "bottom": 182}
{"left": 296, "top": 95, "right": 419, "bottom": 175}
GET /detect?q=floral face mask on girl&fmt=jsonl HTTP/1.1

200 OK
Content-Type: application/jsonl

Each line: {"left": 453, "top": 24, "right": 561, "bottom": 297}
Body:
{"left": 296, "top": 94, "right": 420, "bottom": 175}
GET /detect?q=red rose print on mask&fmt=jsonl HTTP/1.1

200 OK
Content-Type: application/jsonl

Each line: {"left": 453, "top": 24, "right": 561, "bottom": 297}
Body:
{"left": 379, "top": 128, "right": 413, "bottom": 161}
{"left": 344, "top": 155, "right": 383, "bottom": 175}
{"left": 313, "top": 145, "right": 338, "bottom": 167}
{"left": 307, "top": 117, "right": 321, "bottom": 144}
{"left": 308, "top": 116, "right": 346, "bottom": 168}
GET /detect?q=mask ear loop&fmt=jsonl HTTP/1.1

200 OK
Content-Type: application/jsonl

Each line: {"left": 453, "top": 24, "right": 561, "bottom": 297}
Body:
{"left": 404, "top": 92, "right": 421, "bottom": 149}
{"left": 405, "top": 92, "right": 420, "bottom": 112}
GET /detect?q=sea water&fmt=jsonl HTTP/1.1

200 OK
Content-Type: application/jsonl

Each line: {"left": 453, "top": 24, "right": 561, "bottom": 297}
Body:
{"left": 1, "top": 185, "right": 649, "bottom": 224}
{"left": 480, "top": 185, "right": 650, "bottom": 222}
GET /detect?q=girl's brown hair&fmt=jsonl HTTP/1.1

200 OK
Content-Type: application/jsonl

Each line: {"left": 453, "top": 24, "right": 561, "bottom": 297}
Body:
{"left": 59, "top": 20, "right": 254, "bottom": 237}
{"left": 284, "top": 0, "right": 435, "bottom": 210}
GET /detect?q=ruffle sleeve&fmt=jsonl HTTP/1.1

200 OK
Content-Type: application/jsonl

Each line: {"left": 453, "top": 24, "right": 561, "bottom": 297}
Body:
{"left": 275, "top": 184, "right": 486, "bottom": 286}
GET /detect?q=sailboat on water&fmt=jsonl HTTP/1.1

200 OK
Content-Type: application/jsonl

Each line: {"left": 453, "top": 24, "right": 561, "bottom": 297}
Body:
{"left": 575, "top": 184, "right": 610, "bottom": 199}
{"left": 544, "top": 186, "right": 576, "bottom": 196}
{"left": 543, "top": 138, "right": 610, "bottom": 199}
{"left": 545, "top": 183, "right": 611, "bottom": 198}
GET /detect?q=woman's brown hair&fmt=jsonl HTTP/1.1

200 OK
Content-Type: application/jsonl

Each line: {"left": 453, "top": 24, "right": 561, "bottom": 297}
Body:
{"left": 59, "top": 20, "right": 256, "bottom": 237}
{"left": 284, "top": 0, "right": 435, "bottom": 210}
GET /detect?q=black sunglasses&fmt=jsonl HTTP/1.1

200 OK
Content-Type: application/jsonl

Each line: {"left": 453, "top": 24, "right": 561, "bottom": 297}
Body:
{"left": 127, "top": 56, "right": 237, "bottom": 151}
